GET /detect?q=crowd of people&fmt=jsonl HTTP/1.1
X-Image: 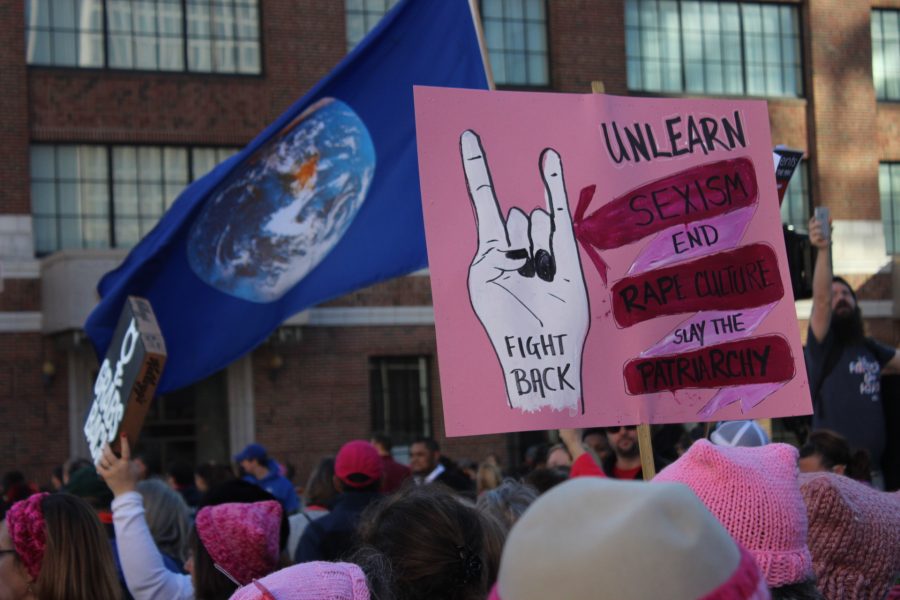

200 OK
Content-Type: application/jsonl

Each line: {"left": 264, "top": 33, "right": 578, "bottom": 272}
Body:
{"left": 2, "top": 214, "right": 899, "bottom": 598}
{"left": 1, "top": 422, "right": 898, "bottom": 600}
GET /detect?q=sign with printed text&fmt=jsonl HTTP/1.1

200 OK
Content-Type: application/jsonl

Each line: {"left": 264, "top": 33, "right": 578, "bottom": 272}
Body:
{"left": 414, "top": 86, "right": 812, "bottom": 437}
{"left": 773, "top": 146, "right": 804, "bottom": 205}
{"left": 84, "top": 296, "right": 166, "bottom": 463}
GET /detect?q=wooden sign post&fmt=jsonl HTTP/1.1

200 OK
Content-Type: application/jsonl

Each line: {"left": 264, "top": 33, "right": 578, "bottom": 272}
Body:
{"left": 591, "top": 79, "right": 657, "bottom": 480}
{"left": 84, "top": 296, "right": 167, "bottom": 463}
{"left": 636, "top": 424, "right": 656, "bottom": 480}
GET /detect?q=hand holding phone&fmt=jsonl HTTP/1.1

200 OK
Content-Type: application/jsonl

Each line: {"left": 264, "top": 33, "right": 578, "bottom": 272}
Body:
{"left": 814, "top": 206, "right": 830, "bottom": 242}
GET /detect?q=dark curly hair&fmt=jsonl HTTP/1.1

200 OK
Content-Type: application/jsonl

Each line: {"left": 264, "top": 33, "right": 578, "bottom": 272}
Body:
{"left": 351, "top": 484, "right": 504, "bottom": 600}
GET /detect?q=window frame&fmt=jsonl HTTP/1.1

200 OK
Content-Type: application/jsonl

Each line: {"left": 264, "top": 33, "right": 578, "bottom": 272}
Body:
{"left": 343, "top": 0, "right": 400, "bottom": 51}
{"left": 369, "top": 355, "right": 433, "bottom": 448}
{"left": 479, "top": 0, "right": 551, "bottom": 89}
{"left": 880, "top": 163, "right": 900, "bottom": 255}
{"left": 25, "top": 0, "right": 264, "bottom": 76}
{"left": 30, "top": 142, "right": 241, "bottom": 255}
{"left": 625, "top": 0, "right": 804, "bottom": 99}
{"left": 872, "top": 8, "right": 900, "bottom": 102}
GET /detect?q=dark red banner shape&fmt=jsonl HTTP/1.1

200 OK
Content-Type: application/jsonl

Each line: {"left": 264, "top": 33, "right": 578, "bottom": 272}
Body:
{"left": 573, "top": 157, "right": 757, "bottom": 252}
{"left": 623, "top": 335, "right": 794, "bottom": 394}
{"left": 611, "top": 243, "right": 783, "bottom": 327}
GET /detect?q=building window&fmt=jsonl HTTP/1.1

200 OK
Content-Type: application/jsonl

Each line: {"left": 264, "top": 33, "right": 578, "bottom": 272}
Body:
{"left": 481, "top": 0, "right": 548, "bottom": 87}
{"left": 106, "top": 0, "right": 184, "bottom": 70}
{"left": 342, "top": 0, "right": 550, "bottom": 87}
{"left": 345, "top": 0, "right": 399, "bottom": 50}
{"left": 880, "top": 163, "right": 900, "bottom": 254}
{"left": 30, "top": 144, "right": 240, "bottom": 255}
{"left": 625, "top": 0, "right": 802, "bottom": 97}
{"left": 191, "top": 147, "right": 240, "bottom": 179}
{"left": 25, "top": 0, "right": 105, "bottom": 66}
{"left": 111, "top": 146, "right": 189, "bottom": 247}
{"left": 872, "top": 9, "right": 900, "bottom": 101}
{"left": 370, "top": 356, "right": 432, "bottom": 448}
{"left": 781, "top": 161, "right": 809, "bottom": 231}
{"left": 26, "top": 0, "right": 260, "bottom": 73}
{"left": 186, "top": 0, "right": 260, "bottom": 73}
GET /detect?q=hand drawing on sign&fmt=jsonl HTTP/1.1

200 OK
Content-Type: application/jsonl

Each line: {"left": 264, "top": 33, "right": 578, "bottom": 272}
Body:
{"left": 460, "top": 130, "right": 590, "bottom": 414}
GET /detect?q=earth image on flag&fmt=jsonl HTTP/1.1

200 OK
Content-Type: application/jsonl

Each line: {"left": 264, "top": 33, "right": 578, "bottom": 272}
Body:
{"left": 187, "top": 97, "right": 376, "bottom": 303}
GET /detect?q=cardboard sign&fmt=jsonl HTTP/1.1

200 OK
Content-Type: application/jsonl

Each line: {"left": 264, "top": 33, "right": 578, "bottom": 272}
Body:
{"left": 84, "top": 296, "right": 166, "bottom": 462}
{"left": 413, "top": 87, "right": 812, "bottom": 436}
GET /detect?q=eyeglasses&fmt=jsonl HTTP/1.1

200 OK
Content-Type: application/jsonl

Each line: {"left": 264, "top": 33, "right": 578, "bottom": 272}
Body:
{"left": 605, "top": 425, "right": 637, "bottom": 434}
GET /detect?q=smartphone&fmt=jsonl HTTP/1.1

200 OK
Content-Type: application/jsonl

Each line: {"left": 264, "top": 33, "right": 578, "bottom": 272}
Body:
{"left": 814, "top": 206, "right": 830, "bottom": 241}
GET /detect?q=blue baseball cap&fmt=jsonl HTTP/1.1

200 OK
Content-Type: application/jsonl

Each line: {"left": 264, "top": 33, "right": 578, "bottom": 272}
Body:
{"left": 235, "top": 443, "right": 268, "bottom": 463}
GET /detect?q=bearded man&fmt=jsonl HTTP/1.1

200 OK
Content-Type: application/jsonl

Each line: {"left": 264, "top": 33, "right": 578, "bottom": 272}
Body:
{"left": 806, "top": 215, "right": 900, "bottom": 485}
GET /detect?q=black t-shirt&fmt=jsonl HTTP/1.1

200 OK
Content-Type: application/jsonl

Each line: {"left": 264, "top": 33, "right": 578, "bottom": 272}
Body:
{"left": 806, "top": 326, "right": 895, "bottom": 465}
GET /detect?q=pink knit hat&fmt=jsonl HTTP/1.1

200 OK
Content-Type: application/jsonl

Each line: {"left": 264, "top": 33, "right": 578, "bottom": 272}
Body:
{"left": 5, "top": 492, "right": 48, "bottom": 581}
{"left": 799, "top": 472, "right": 900, "bottom": 600}
{"left": 196, "top": 500, "right": 282, "bottom": 586}
{"left": 229, "top": 561, "right": 370, "bottom": 600}
{"left": 654, "top": 440, "right": 812, "bottom": 587}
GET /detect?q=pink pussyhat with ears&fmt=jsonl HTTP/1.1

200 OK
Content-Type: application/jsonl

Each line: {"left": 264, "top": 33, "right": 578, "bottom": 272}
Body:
{"left": 195, "top": 500, "right": 282, "bottom": 586}
{"left": 229, "top": 561, "right": 370, "bottom": 600}
{"left": 5, "top": 493, "right": 49, "bottom": 581}
{"left": 655, "top": 440, "right": 813, "bottom": 588}
{"left": 799, "top": 472, "right": 900, "bottom": 600}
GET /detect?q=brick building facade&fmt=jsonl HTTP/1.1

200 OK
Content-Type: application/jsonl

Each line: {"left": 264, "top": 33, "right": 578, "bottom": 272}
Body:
{"left": 2, "top": 0, "right": 899, "bottom": 485}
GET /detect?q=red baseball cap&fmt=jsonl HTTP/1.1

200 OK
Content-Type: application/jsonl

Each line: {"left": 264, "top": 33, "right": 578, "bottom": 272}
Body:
{"left": 335, "top": 440, "right": 383, "bottom": 488}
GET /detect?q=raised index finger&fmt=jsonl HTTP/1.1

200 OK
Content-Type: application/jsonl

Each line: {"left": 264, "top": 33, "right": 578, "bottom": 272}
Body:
{"left": 460, "top": 130, "right": 507, "bottom": 247}
{"left": 539, "top": 148, "right": 577, "bottom": 256}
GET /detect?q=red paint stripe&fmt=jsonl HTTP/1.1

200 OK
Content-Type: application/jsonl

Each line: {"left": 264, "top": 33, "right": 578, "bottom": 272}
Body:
{"left": 575, "top": 157, "right": 758, "bottom": 250}
{"left": 611, "top": 243, "right": 783, "bottom": 327}
{"left": 623, "top": 335, "right": 794, "bottom": 394}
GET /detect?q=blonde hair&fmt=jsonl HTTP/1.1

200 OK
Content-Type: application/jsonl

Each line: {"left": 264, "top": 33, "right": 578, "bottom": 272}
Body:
{"left": 476, "top": 462, "right": 503, "bottom": 496}
{"left": 34, "top": 493, "right": 121, "bottom": 600}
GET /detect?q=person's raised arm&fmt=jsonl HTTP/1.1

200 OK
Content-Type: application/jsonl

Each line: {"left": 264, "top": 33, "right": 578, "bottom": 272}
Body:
{"left": 558, "top": 429, "right": 585, "bottom": 461}
{"left": 98, "top": 436, "right": 193, "bottom": 600}
{"left": 809, "top": 215, "right": 832, "bottom": 344}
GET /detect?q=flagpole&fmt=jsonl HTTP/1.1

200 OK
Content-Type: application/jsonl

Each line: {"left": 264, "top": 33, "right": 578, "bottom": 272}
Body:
{"left": 468, "top": 0, "right": 496, "bottom": 91}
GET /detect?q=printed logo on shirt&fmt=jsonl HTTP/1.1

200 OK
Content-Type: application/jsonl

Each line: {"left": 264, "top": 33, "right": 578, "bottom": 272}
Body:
{"left": 848, "top": 355, "right": 881, "bottom": 400}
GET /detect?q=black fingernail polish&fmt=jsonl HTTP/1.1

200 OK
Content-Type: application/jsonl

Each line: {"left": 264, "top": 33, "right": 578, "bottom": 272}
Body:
{"left": 518, "top": 257, "right": 536, "bottom": 278}
{"left": 506, "top": 248, "right": 529, "bottom": 260}
{"left": 534, "top": 249, "right": 556, "bottom": 281}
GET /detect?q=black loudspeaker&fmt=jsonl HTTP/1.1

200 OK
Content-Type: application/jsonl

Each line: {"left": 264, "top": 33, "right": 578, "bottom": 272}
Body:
{"left": 782, "top": 225, "right": 813, "bottom": 300}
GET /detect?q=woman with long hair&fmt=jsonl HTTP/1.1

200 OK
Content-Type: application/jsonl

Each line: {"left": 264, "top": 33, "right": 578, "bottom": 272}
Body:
{"left": 0, "top": 492, "right": 121, "bottom": 599}
{"left": 136, "top": 478, "right": 192, "bottom": 569}
{"left": 287, "top": 457, "right": 336, "bottom": 557}
{"left": 98, "top": 437, "right": 282, "bottom": 600}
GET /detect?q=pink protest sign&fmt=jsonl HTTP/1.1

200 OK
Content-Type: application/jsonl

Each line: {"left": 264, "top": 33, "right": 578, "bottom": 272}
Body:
{"left": 413, "top": 86, "right": 812, "bottom": 437}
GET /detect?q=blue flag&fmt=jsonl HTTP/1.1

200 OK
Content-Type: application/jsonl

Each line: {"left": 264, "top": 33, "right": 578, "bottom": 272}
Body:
{"left": 85, "top": 0, "right": 488, "bottom": 393}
